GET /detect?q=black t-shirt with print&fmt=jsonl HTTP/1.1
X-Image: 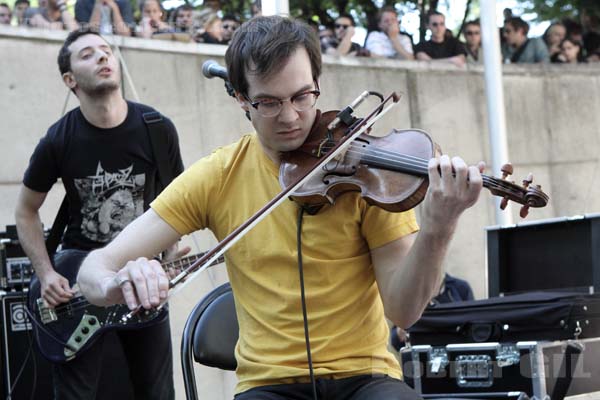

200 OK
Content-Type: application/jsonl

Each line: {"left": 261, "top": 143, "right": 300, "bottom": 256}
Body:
{"left": 415, "top": 37, "right": 467, "bottom": 59}
{"left": 23, "top": 101, "right": 184, "bottom": 250}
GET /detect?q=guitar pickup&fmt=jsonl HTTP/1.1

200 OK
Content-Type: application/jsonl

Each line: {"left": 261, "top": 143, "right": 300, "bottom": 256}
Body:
{"left": 37, "top": 298, "right": 58, "bottom": 324}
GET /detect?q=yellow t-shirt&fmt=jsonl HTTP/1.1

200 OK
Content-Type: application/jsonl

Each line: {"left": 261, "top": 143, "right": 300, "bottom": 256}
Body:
{"left": 152, "top": 134, "right": 419, "bottom": 393}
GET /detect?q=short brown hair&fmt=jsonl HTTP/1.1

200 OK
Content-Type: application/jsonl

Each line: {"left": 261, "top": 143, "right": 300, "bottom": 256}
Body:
{"left": 505, "top": 17, "right": 529, "bottom": 36}
{"left": 225, "top": 16, "right": 321, "bottom": 96}
{"left": 376, "top": 6, "right": 398, "bottom": 24}
{"left": 57, "top": 27, "right": 104, "bottom": 75}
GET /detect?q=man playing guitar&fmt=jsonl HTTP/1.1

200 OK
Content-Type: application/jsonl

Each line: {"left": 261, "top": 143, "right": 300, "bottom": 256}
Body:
{"left": 14, "top": 28, "right": 185, "bottom": 399}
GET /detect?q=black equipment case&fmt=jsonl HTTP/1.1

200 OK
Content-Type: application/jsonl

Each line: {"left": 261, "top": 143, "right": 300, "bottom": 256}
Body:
{"left": 486, "top": 214, "right": 600, "bottom": 297}
{"left": 407, "top": 291, "right": 600, "bottom": 347}
{"left": 401, "top": 337, "right": 600, "bottom": 400}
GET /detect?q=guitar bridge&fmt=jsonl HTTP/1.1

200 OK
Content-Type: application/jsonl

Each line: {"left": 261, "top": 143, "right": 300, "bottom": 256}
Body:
{"left": 37, "top": 298, "right": 58, "bottom": 324}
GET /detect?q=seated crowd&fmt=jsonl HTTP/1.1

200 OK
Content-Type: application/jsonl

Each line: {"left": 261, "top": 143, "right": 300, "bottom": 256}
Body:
{"left": 1, "top": 0, "right": 599, "bottom": 62}
{"left": 0, "top": 0, "right": 243, "bottom": 44}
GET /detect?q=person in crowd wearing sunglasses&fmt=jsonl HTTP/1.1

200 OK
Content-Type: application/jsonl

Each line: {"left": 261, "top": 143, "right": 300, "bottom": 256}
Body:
{"left": 221, "top": 14, "right": 240, "bottom": 45}
{"left": 325, "top": 13, "right": 369, "bottom": 56}
{"left": 463, "top": 20, "right": 482, "bottom": 64}
{"left": 415, "top": 11, "right": 466, "bottom": 67}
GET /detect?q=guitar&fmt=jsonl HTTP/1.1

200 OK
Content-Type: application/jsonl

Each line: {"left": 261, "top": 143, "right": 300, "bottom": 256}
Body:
{"left": 27, "top": 249, "right": 224, "bottom": 363}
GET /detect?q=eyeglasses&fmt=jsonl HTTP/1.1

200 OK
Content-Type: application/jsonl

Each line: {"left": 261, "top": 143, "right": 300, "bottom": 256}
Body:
{"left": 431, "top": 21, "right": 445, "bottom": 27}
{"left": 465, "top": 30, "right": 480, "bottom": 35}
{"left": 335, "top": 23, "right": 350, "bottom": 29}
{"left": 244, "top": 85, "right": 321, "bottom": 118}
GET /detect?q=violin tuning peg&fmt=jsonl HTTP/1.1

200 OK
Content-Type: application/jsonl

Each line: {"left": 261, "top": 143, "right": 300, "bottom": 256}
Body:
{"left": 500, "top": 197, "right": 509, "bottom": 210}
{"left": 501, "top": 163, "right": 514, "bottom": 180}
{"left": 520, "top": 204, "right": 530, "bottom": 218}
{"left": 522, "top": 173, "right": 533, "bottom": 188}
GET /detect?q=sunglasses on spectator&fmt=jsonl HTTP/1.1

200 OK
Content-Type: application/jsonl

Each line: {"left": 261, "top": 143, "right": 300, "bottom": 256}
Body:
{"left": 335, "top": 23, "right": 350, "bottom": 29}
{"left": 431, "top": 21, "right": 445, "bottom": 27}
{"left": 465, "top": 30, "right": 480, "bottom": 35}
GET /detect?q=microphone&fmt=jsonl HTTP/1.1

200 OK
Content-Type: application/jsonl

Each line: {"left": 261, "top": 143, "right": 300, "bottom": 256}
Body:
{"left": 202, "top": 60, "right": 228, "bottom": 80}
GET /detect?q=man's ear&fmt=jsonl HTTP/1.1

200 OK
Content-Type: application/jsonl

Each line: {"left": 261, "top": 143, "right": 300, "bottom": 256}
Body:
{"left": 62, "top": 72, "right": 77, "bottom": 91}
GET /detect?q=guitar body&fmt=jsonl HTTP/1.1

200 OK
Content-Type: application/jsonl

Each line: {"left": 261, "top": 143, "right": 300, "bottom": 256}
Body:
{"left": 27, "top": 249, "right": 164, "bottom": 363}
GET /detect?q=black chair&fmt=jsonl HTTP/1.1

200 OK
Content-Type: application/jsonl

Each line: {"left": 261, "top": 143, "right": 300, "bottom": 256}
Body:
{"left": 181, "top": 282, "right": 239, "bottom": 400}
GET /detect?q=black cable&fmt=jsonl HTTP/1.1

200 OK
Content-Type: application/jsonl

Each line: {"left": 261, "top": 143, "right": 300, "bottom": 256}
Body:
{"left": 8, "top": 344, "right": 32, "bottom": 400}
{"left": 8, "top": 274, "right": 35, "bottom": 400}
{"left": 296, "top": 207, "right": 318, "bottom": 400}
{"left": 367, "top": 91, "right": 385, "bottom": 102}
{"left": 367, "top": 91, "right": 385, "bottom": 119}
{"left": 22, "top": 287, "right": 37, "bottom": 400}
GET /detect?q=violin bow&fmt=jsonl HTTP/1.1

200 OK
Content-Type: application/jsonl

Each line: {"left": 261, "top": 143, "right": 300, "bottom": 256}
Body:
{"left": 122, "top": 91, "right": 400, "bottom": 320}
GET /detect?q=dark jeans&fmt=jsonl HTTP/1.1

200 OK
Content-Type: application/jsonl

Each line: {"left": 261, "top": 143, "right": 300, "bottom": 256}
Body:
{"left": 234, "top": 374, "right": 423, "bottom": 400}
{"left": 52, "top": 313, "right": 174, "bottom": 400}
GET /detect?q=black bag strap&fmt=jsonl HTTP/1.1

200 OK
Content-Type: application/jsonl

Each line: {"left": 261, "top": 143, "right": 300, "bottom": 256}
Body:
{"left": 511, "top": 39, "right": 530, "bottom": 63}
{"left": 143, "top": 111, "right": 174, "bottom": 192}
{"left": 45, "top": 195, "right": 69, "bottom": 256}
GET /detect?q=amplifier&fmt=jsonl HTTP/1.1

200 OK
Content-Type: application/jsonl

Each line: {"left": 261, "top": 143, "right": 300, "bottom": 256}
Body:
{"left": 1, "top": 290, "right": 53, "bottom": 400}
{"left": 401, "top": 338, "right": 600, "bottom": 400}
{"left": 0, "top": 240, "right": 34, "bottom": 289}
{"left": 1, "top": 291, "right": 136, "bottom": 398}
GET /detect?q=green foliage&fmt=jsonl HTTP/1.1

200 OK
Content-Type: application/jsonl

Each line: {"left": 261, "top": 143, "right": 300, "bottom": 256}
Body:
{"left": 218, "top": 0, "right": 426, "bottom": 28}
{"left": 516, "top": 0, "right": 600, "bottom": 22}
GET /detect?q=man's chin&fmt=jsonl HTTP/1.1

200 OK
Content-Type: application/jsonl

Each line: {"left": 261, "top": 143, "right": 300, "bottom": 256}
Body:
{"left": 278, "top": 136, "right": 307, "bottom": 154}
{"left": 89, "top": 81, "right": 121, "bottom": 96}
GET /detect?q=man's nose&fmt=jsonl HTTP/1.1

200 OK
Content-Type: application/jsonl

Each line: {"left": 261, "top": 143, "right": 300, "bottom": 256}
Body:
{"left": 278, "top": 100, "right": 299, "bottom": 123}
{"left": 97, "top": 50, "right": 108, "bottom": 63}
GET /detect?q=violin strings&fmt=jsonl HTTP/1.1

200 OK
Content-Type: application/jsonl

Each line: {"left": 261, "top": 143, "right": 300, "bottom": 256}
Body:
{"left": 318, "top": 142, "right": 518, "bottom": 193}
{"left": 321, "top": 142, "right": 431, "bottom": 172}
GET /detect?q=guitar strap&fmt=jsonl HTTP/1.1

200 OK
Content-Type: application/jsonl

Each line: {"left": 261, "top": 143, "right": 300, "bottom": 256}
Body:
{"left": 45, "top": 196, "right": 69, "bottom": 257}
{"left": 142, "top": 110, "right": 176, "bottom": 193}
{"left": 45, "top": 110, "right": 175, "bottom": 256}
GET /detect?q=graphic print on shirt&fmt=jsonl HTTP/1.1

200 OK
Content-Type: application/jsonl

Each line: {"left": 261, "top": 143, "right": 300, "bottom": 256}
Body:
{"left": 74, "top": 162, "right": 145, "bottom": 243}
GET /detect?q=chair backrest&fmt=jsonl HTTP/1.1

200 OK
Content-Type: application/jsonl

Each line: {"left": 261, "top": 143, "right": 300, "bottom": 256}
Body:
{"left": 181, "top": 282, "right": 239, "bottom": 400}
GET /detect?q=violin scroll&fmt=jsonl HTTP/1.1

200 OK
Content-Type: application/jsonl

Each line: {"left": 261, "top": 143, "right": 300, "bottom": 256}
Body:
{"left": 490, "top": 163, "right": 549, "bottom": 218}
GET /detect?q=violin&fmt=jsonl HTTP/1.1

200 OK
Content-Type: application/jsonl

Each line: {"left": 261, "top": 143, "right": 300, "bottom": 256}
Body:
{"left": 123, "top": 90, "right": 549, "bottom": 320}
{"left": 280, "top": 96, "right": 549, "bottom": 218}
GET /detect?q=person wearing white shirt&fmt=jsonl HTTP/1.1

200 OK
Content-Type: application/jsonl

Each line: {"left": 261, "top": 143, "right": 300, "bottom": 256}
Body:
{"left": 365, "top": 6, "right": 414, "bottom": 60}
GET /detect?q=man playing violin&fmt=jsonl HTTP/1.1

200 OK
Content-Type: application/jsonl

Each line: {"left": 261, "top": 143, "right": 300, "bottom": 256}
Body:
{"left": 78, "top": 15, "right": 484, "bottom": 399}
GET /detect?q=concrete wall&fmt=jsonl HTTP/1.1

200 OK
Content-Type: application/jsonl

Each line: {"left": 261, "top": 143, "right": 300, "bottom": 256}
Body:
{"left": 2, "top": 25, "right": 600, "bottom": 399}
